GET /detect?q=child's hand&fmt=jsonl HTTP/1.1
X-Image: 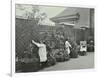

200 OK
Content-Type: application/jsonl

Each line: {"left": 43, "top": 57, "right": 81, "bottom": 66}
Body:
{"left": 32, "top": 40, "right": 35, "bottom": 43}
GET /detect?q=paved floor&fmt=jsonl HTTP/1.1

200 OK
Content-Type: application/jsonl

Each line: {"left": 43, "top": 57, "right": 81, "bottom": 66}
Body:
{"left": 40, "top": 52, "right": 94, "bottom": 72}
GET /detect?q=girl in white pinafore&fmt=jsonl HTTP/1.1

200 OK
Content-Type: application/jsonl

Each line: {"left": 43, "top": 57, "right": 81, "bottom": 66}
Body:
{"left": 32, "top": 40, "right": 47, "bottom": 62}
{"left": 65, "top": 39, "right": 72, "bottom": 55}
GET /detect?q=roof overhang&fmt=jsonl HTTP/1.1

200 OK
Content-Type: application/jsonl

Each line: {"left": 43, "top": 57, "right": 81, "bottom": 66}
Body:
{"left": 59, "top": 22, "right": 75, "bottom": 26}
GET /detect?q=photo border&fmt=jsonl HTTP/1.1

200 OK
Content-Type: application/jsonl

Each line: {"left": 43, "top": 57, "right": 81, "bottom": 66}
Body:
{"left": 11, "top": 0, "right": 96, "bottom": 77}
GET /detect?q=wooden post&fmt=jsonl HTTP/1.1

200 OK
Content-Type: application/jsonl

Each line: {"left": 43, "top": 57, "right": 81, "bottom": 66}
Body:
{"left": 90, "top": 8, "right": 94, "bottom": 36}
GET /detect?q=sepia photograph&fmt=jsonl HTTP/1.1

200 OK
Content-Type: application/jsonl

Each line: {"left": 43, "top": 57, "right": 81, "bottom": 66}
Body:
{"left": 15, "top": 4, "right": 94, "bottom": 73}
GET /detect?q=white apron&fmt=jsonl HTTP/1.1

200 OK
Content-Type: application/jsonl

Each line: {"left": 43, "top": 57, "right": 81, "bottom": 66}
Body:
{"left": 65, "top": 41, "right": 72, "bottom": 54}
{"left": 38, "top": 44, "right": 47, "bottom": 62}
